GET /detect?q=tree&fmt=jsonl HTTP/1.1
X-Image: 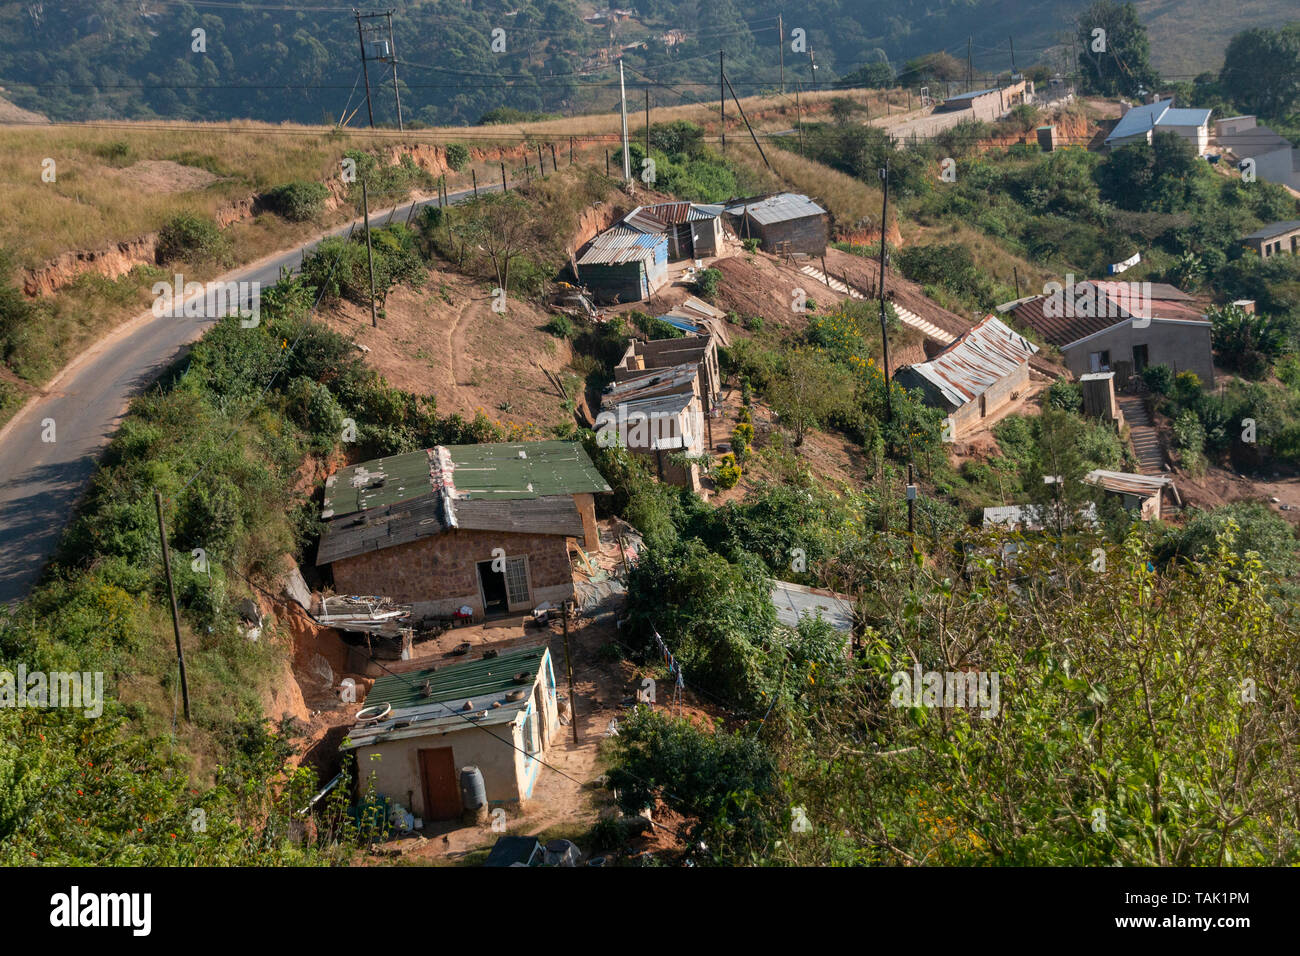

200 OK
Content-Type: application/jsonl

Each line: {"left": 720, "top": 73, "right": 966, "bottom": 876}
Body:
{"left": 1076, "top": 1, "right": 1159, "bottom": 97}
{"left": 1026, "top": 408, "right": 1094, "bottom": 535}
{"left": 1220, "top": 24, "right": 1300, "bottom": 118}
{"left": 767, "top": 348, "right": 854, "bottom": 446}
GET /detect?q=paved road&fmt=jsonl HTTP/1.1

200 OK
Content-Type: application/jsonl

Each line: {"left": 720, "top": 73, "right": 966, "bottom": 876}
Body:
{"left": 0, "top": 183, "right": 497, "bottom": 607}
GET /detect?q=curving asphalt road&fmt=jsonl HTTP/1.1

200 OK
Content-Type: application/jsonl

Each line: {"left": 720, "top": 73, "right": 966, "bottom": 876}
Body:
{"left": 0, "top": 183, "right": 498, "bottom": 607}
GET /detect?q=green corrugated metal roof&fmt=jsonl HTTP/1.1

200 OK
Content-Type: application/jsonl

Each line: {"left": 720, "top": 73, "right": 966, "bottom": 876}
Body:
{"left": 448, "top": 441, "right": 610, "bottom": 499}
{"left": 365, "top": 645, "right": 548, "bottom": 712}
{"left": 321, "top": 441, "right": 610, "bottom": 518}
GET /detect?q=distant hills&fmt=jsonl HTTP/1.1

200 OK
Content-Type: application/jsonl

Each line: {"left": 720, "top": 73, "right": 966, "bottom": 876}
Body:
{"left": 0, "top": 0, "right": 1292, "bottom": 125}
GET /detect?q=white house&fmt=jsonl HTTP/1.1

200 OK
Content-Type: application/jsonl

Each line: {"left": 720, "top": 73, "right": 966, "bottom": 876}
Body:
{"left": 1105, "top": 99, "right": 1212, "bottom": 154}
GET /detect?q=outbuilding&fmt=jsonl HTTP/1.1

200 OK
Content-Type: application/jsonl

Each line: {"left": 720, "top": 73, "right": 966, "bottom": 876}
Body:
{"left": 723, "top": 193, "right": 828, "bottom": 256}
{"left": 342, "top": 644, "right": 560, "bottom": 821}
{"left": 575, "top": 226, "right": 669, "bottom": 303}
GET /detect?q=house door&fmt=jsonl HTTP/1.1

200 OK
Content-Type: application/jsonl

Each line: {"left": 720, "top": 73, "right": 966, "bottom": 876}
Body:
{"left": 418, "top": 747, "right": 461, "bottom": 820}
{"left": 476, "top": 560, "right": 509, "bottom": 617}
{"left": 1132, "top": 344, "right": 1149, "bottom": 373}
{"left": 503, "top": 556, "right": 531, "bottom": 611}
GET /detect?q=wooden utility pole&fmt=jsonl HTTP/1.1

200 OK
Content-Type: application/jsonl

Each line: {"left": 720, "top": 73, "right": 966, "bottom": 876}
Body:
{"left": 878, "top": 159, "right": 893, "bottom": 421}
{"left": 471, "top": 167, "right": 477, "bottom": 198}
{"left": 618, "top": 59, "right": 631, "bottom": 181}
{"left": 355, "top": 12, "right": 375, "bottom": 127}
{"left": 562, "top": 603, "right": 578, "bottom": 744}
{"left": 1009, "top": 35, "right": 1016, "bottom": 75}
{"left": 644, "top": 87, "right": 650, "bottom": 163}
{"left": 725, "top": 70, "right": 771, "bottom": 171}
{"left": 569, "top": 136, "right": 574, "bottom": 165}
{"left": 387, "top": 10, "right": 403, "bottom": 130}
{"left": 1013, "top": 265, "right": 1021, "bottom": 299}
{"left": 550, "top": 142, "right": 557, "bottom": 173}
{"left": 154, "top": 491, "right": 191, "bottom": 723}
{"left": 719, "top": 50, "right": 726, "bottom": 154}
{"left": 537, "top": 143, "right": 544, "bottom": 176}
{"left": 500, "top": 161, "right": 507, "bottom": 192}
{"left": 907, "top": 463, "right": 915, "bottom": 535}
{"left": 778, "top": 13, "right": 784, "bottom": 93}
{"left": 362, "top": 180, "right": 377, "bottom": 327}
{"left": 795, "top": 82, "right": 805, "bottom": 156}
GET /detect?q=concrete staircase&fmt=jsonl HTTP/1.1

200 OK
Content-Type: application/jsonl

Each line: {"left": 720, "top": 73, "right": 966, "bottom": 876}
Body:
{"left": 1117, "top": 395, "right": 1164, "bottom": 474}
{"left": 799, "top": 265, "right": 957, "bottom": 345}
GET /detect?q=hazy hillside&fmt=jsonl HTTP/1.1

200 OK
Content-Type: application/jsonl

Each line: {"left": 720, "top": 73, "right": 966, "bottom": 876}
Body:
{"left": 0, "top": 0, "right": 1291, "bottom": 126}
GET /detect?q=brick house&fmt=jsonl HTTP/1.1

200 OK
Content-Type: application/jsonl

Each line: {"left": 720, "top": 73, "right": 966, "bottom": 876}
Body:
{"left": 316, "top": 442, "right": 609, "bottom": 619}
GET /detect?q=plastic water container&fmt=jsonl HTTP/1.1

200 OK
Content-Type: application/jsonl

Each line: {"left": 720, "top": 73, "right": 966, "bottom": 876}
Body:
{"left": 460, "top": 766, "right": 487, "bottom": 810}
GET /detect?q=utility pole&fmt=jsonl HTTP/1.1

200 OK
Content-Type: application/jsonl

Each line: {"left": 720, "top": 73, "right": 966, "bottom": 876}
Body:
{"left": 537, "top": 143, "right": 544, "bottom": 176}
{"left": 387, "top": 10, "right": 402, "bottom": 131}
{"left": 355, "top": 11, "right": 375, "bottom": 127}
{"left": 619, "top": 59, "right": 631, "bottom": 181}
{"left": 1013, "top": 265, "right": 1020, "bottom": 299}
{"left": 778, "top": 13, "right": 784, "bottom": 93}
{"left": 795, "top": 82, "right": 804, "bottom": 156}
{"left": 645, "top": 87, "right": 650, "bottom": 164}
{"left": 154, "top": 491, "right": 191, "bottom": 723}
{"left": 549, "top": 142, "right": 557, "bottom": 172}
{"left": 1009, "top": 35, "right": 1016, "bottom": 75}
{"left": 719, "top": 50, "right": 726, "bottom": 154}
{"left": 809, "top": 48, "right": 817, "bottom": 91}
{"left": 724, "top": 69, "right": 772, "bottom": 171}
{"left": 563, "top": 603, "right": 578, "bottom": 745}
{"left": 362, "top": 180, "right": 377, "bottom": 327}
{"left": 967, "top": 36, "right": 973, "bottom": 92}
{"left": 907, "top": 463, "right": 915, "bottom": 534}
{"left": 500, "top": 161, "right": 507, "bottom": 192}
{"left": 878, "top": 160, "right": 893, "bottom": 422}
{"left": 471, "top": 167, "right": 477, "bottom": 198}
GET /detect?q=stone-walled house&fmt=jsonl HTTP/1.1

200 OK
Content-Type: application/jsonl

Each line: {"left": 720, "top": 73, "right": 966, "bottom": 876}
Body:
{"left": 317, "top": 442, "right": 609, "bottom": 620}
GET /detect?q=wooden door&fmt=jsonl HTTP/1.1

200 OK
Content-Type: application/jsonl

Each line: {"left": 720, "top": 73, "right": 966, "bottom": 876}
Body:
{"left": 418, "top": 747, "right": 461, "bottom": 820}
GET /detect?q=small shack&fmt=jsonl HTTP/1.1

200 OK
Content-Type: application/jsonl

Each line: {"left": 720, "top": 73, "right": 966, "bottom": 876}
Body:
{"left": 723, "top": 193, "right": 828, "bottom": 256}
{"left": 342, "top": 644, "right": 560, "bottom": 821}
{"left": 623, "top": 201, "right": 726, "bottom": 260}
{"left": 575, "top": 226, "right": 669, "bottom": 303}
{"left": 893, "top": 314, "right": 1038, "bottom": 440}
{"left": 614, "top": 333, "right": 722, "bottom": 406}
{"left": 600, "top": 362, "right": 706, "bottom": 490}
{"left": 1082, "top": 470, "right": 1181, "bottom": 521}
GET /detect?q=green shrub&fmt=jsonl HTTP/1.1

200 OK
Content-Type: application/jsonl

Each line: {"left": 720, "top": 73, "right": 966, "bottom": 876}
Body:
{"left": 692, "top": 268, "right": 722, "bottom": 301}
{"left": 156, "top": 214, "right": 230, "bottom": 265}
{"left": 1142, "top": 363, "right": 1175, "bottom": 395}
{"left": 1173, "top": 408, "right": 1207, "bottom": 475}
{"left": 263, "top": 180, "right": 330, "bottom": 222}
{"left": 545, "top": 314, "right": 574, "bottom": 339}
{"left": 1046, "top": 378, "right": 1082, "bottom": 412}
{"left": 445, "top": 143, "right": 470, "bottom": 172}
{"left": 713, "top": 453, "right": 741, "bottom": 490}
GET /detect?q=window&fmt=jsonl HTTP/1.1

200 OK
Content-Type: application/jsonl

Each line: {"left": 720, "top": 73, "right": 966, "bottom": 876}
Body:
{"left": 1089, "top": 350, "right": 1111, "bottom": 372}
{"left": 504, "top": 556, "right": 530, "bottom": 607}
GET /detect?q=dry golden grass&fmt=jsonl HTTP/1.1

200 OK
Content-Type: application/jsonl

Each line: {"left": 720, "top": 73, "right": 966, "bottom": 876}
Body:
{"left": 1, "top": 86, "right": 892, "bottom": 267}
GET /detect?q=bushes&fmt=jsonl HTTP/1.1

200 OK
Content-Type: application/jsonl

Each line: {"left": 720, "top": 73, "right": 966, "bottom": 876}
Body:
{"left": 1173, "top": 408, "right": 1207, "bottom": 475}
{"left": 544, "top": 314, "right": 574, "bottom": 339}
{"left": 713, "top": 453, "right": 741, "bottom": 490}
{"left": 444, "top": 143, "right": 470, "bottom": 171}
{"left": 1209, "top": 302, "right": 1292, "bottom": 378}
{"left": 692, "top": 268, "right": 722, "bottom": 301}
{"left": 1142, "top": 363, "right": 1175, "bottom": 395}
{"left": 1046, "top": 378, "right": 1083, "bottom": 412}
{"left": 262, "top": 180, "right": 329, "bottom": 222}
{"left": 155, "top": 214, "right": 230, "bottom": 266}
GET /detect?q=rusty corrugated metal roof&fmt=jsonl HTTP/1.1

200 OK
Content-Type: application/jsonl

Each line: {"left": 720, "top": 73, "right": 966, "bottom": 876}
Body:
{"left": 1008, "top": 282, "right": 1207, "bottom": 347}
{"left": 900, "top": 314, "right": 1038, "bottom": 409}
{"left": 577, "top": 226, "right": 667, "bottom": 266}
